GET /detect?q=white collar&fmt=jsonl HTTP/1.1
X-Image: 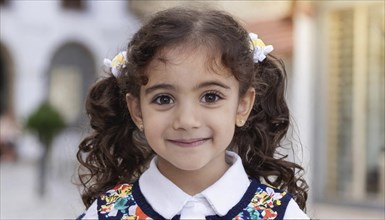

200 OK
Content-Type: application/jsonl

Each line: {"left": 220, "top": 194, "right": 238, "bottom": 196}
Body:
{"left": 139, "top": 151, "right": 250, "bottom": 219}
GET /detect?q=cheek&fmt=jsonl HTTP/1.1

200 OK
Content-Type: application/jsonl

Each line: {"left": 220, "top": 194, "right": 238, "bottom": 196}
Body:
{"left": 212, "top": 119, "right": 235, "bottom": 149}
{"left": 140, "top": 108, "right": 172, "bottom": 144}
{"left": 209, "top": 108, "right": 237, "bottom": 138}
{"left": 142, "top": 112, "right": 164, "bottom": 133}
{"left": 142, "top": 120, "right": 163, "bottom": 152}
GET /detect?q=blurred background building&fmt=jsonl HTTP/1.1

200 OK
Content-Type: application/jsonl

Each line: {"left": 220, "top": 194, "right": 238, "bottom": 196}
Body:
{"left": 0, "top": 0, "right": 384, "bottom": 219}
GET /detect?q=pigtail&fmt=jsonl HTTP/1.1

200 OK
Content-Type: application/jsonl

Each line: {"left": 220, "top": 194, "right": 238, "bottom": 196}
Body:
{"left": 77, "top": 75, "right": 153, "bottom": 208}
{"left": 233, "top": 56, "right": 308, "bottom": 210}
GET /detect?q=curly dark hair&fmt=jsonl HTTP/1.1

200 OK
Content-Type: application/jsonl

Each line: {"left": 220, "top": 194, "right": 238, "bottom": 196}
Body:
{"left": 77, "top": 7, "right": 308, "bottom": 210}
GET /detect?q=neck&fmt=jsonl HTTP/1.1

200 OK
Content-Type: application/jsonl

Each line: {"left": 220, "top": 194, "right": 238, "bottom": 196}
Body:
{"left": 156, "top": 155, "right": 230, "bottom": 195}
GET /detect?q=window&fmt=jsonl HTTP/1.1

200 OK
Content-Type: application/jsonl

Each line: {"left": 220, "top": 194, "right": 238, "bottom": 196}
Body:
{"left": 0, "top": 0, "right": 9, "bottom": 6}
{"left": 61, "top": 0, "right": 84, "bottom": 10}
{"left": 327, "top": 8, "right": 354, "bottom": 197}
{"left": 48, "top": 43, "right": 95, "bottom": 125}
{"left": 326, "top": 3, "right": 385, "bottom": 204}
{"left": 0, "top": 50, "right": 6, "bottom": 115}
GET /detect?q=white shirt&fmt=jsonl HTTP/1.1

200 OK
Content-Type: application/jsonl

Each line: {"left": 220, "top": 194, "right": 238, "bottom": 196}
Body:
{"left": 81, "top": 151, "right": 309, "bottom": 219}
{"left": 140, "top": 151, "right": 309, "bottom": 219}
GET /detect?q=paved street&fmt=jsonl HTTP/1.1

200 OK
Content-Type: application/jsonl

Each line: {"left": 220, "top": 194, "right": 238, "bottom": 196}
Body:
{"left": 1, "top": 131, "right": 85, "bottom": 219}
{"left": 1, "top": 160, "right": 83, "bottom": 219}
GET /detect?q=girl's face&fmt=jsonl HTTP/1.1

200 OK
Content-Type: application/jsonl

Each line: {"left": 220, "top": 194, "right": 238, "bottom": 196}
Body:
{"left": 127, "top": 46, "right": 255, "bottom": 176}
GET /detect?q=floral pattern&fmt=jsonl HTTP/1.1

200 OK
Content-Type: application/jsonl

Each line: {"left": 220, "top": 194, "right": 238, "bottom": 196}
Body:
{"left": 234, "top": 186, "right": 287, "bottom": 220}
{"left": 98, "top": 184, "right": 150, "bottom": 220}
{"left": 96, "top": 182, "right": 288, "bottom": 220}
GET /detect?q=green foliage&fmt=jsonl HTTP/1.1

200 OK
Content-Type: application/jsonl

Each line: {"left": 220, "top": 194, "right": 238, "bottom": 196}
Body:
{"left": 25, "top": 102, "right": 66, "bottom": 147}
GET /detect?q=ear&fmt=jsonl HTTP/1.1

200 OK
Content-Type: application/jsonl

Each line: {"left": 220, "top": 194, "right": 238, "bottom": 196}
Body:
{"left": 236, "top": 88, "right": 255, "bottom": 127}
{"left": 126, "top": 93, "right": 143, "bottom": 129}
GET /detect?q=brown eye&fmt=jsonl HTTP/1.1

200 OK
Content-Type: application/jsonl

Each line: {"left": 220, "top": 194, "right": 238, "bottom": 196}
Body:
{"left": 154, "top": 95, "right": 174, "bottom": 105}
{"left": 201, "top": 92, "right": 222, "bottom": 103}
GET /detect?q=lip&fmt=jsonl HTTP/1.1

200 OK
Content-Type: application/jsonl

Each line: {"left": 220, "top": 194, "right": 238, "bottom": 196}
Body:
{"left": 167, "top": 138, "right": 211, "bottom": 148}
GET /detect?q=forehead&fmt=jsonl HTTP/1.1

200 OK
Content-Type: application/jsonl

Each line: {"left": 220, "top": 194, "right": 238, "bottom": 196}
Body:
{"left": 152, "top": 43, "right": 231, "bottom": 72}
{"left": 145, "top": 45, "right": 232, "bottom": 78}
{"left": 141, "top": 45, "right": 239, "bottom": 92}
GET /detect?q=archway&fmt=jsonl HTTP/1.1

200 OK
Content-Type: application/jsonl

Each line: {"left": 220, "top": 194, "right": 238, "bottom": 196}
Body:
{"left": 0, "top": 42, "right": 17, "bottom": 161}
{"left": 48, "top": 42, "right": 96, "bottom": 126}
{"left": 0, "top": 42, "right": 13, "bottom": 116}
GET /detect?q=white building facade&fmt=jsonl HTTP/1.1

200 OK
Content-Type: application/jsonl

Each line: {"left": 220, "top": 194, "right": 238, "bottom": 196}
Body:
{"left": 1, "top": 0, "right": 140, "bottom": 123}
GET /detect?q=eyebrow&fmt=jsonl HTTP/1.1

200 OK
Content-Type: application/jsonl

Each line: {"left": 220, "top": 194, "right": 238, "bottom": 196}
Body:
{"left": 194, "top": 81, "right": 231, "bottom": 90}
{"left": 145, "top": 83, "right": 175, "bottom": 95}
{"left": 144, "top": 80, "right": 231, "bottom": 95}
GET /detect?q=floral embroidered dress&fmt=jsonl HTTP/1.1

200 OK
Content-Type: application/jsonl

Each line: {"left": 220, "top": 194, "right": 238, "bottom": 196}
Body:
{"left": 78, "top": 152, "right": 308, "bottom": 220}
{"left": 78, "top": 179, "right": 292, "bottom": 220}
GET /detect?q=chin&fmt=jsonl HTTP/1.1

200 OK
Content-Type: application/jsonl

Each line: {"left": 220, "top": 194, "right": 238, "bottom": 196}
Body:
{"left": 171, "top": 160, "right": 207, "bottom": 172}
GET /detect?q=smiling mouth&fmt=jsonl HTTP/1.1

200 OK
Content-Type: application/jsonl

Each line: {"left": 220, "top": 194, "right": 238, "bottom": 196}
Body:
{"left": 167, "top": 138, "right": 211, "bottom": 148}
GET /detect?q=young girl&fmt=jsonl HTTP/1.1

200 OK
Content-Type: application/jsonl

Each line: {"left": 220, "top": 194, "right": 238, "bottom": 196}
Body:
{"left": 77, "top": 7, "right": 309, "bottom": 220}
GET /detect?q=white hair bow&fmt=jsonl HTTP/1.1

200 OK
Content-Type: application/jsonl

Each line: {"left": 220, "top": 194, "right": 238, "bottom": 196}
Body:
{"left": 249, "top": 33, "right": 273, "bottom": 63}
{"left": 103, "top": 51, "right": 127, "bottom": 77}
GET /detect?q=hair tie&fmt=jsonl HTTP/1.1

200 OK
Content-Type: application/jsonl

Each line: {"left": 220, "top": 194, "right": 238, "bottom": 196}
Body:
{"left": 103, "top": 51, "right": 127, "bottom": 77}
{"left": 103, "top": 35, "right": 270, "bottom": 76}
{"left": 249, "top": 33, "right": 273, "bottom": 63}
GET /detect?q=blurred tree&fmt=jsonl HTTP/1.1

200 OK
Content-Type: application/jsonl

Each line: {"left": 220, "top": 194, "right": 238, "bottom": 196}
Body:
{"left": 25, "top": 101, "right": 66, "bottom": 196}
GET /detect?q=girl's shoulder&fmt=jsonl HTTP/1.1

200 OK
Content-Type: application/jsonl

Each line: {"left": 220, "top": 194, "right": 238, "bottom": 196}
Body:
{"left": 98, "top": 182, "right": 150, "bottom": 219}
{"left": 252, "top": 179, "right": 293, "bottom": 203}
{"left": 78, "top": 182, "right": 151, "bottom": 220}
{"left": 100, "top": 183, "right": 134, "bottom": 200}
{"left": 229, "top": 179, "right": 293, "bottom": 219}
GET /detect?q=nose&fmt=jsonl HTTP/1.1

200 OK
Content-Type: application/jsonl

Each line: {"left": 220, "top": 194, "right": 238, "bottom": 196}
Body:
{"left": 172, "top": 101, "right": 201, "bottom": 130}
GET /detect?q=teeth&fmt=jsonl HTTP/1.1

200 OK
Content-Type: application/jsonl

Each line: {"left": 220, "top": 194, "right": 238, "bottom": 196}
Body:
{"left": 176, "top": 138, "right": 207, "bottom": 143}
{"left": 168, "top": 138, "right": 210, "bottom": 147}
